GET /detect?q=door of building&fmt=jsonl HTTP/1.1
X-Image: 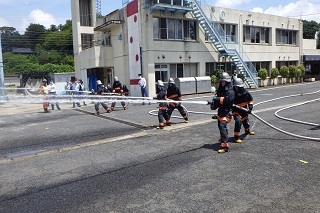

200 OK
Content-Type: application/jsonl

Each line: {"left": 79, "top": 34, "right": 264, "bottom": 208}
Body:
{"left": 155, "top": 64, "right": 169, "bottom": 84}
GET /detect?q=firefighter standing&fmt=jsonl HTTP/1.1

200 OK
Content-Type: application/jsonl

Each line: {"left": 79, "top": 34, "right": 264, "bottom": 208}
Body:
{"left": 94, "top": 80, "right": 111, "bottom": 115}
{"left": 111, "top": 76, "right": 127, "bottom": 110}
{"left": 232, "top": 78, "right": 254, "bottom": 143}
{"left": 154, "top": 80, "right": 171, "bottom": 129}
{"left": 166, "top": 78, "right": 188, "bottom": 123}
{"left": 209, "top": 72, "right": 235, "bottom": 153}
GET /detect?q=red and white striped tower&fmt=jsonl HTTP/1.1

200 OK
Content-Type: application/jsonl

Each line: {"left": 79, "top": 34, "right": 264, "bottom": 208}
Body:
{"left": 126, "top": 0, "right": 141, "bottom": 96}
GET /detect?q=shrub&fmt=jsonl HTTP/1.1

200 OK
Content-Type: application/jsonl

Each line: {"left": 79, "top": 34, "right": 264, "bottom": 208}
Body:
{"left": 297, "top": 64, "right": 306, "bottom": 77}
{"left": 215, "top": 69, "right": 224, "bottom": 81}
{"left": 258, "top": 68, "right": 268, "bottom": 80}
{"left": 295, "top": 68, "right": 302, "bottom": 78}
{"left": 288, "top": 65, "right": 297, "bottom": 79}
{"left": 279, "top": 66, "right": 289, "bottom": 78}
{"left": 211, "top": 75, "right": 217, "bottom": 84}
{"left": 270, "top": 68, "right": 279, "bottom": 79}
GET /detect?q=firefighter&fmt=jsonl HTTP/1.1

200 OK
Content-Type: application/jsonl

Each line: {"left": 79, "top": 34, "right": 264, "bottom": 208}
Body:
{"left": 166, "top": 78, "right": 188, "bottom": 123}
{"left": 209, "top": 72, "right": 235, "bottom": 153}
{"left": 154, "top": 80, "right": 170, "bottom": 129}
{"left": 94, "top": 80, "right": 111, "bottom": 115}
{"left": 111, "top": 76, "right": 127, "bottom": 110}
{"left": 232, "top": 78, "right": 254, "bottom": 143}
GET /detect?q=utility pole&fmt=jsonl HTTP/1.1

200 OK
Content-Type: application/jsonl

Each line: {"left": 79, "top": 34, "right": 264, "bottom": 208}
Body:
{"left": 0, "top": 32, "right": 5, "bottom": 97}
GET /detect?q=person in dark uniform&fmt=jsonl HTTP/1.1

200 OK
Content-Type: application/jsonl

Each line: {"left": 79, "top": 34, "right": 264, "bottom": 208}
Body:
{"left": 209, "top": 72, "right": 235, "bottom": 153}
{"left": 154, "top": 80, "right": 170, "bottom": 129}
{"left": 166, "top": 78, "right": 188, "bottom": 123}
{"left": 232, "top": 78, "right": 254, "bottom": 143}
{"left": 94, "top": 80, "right": 111, "bottom": 115}
{"left": 111, "top": 76, "right": 127, "bottom": 110}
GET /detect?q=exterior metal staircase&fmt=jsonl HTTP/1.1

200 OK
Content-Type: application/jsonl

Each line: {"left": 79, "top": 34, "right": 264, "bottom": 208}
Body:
{"left": 185, "top": 0, "right": 259, "bottom": 88}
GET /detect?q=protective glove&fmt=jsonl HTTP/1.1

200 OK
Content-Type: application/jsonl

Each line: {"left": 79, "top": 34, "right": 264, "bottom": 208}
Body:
{"left": 207, "top": 101, "right": 212, "bottom": 105}
{"left": 248, "top": 104, "right": 253, "bottom": 114}
{"left": 213, "top": 97, "right": 220, "bottom": 102}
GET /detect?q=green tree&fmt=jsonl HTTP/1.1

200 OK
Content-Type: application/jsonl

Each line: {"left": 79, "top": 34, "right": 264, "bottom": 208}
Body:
{"left": 258, "top": 68, "right": 268, "bottom": 80}
{"left": 279, "top": 66, "right": 289, "bottom": 78}
{"left": 270, "top": 68, "right": 279, "bottom": 85}
{"left": 302, "top": 20, "right": 320, "bottom": 39}
{"left": 288, "top": 65, "right": 297, "bottom": 79}
{"left": 24, "top": 23, "right": 46, "bottom": 50}
{"left": 0, "top": 26, "right": 22, "bottom": 52}
{"left": 297, "top": 64, "right": 306, "bottom": 77}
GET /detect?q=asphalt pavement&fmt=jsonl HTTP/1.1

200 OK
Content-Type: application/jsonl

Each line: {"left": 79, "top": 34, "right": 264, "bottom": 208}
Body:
{"left": 0, "top": 82, "right": 319, "bottom": 212}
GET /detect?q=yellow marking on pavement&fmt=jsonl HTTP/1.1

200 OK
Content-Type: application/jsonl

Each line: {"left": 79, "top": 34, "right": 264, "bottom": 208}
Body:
{"left": 299, "top": 160, "right": 308, "bottom": 164}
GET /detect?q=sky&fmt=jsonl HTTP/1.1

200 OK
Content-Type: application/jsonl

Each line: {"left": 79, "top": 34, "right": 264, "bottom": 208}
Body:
{"left": 0, "top": 0, "right": 319, "bottom": 33}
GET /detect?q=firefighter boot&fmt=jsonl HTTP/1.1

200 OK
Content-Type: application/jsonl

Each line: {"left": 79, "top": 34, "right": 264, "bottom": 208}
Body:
{"left": 218, "top": 142, "right": 229, "bottom": 153}
{"left": 157, "top": 123, "right": 165, "bottom": 129}
{"left": 245, "top": 128, "right": 255, "bottom": 135}
{"left": 234, "top": 136, "right": 242, "bottom": 143}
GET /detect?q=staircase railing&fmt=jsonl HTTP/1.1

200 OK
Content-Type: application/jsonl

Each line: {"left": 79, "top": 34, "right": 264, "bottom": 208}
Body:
{"left": 185, "top": 0, "right": 258, "bottom": 88}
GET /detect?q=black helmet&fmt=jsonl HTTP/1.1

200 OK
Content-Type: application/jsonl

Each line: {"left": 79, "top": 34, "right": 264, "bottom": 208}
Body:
{"left": 220, "top": 72, "right": 231, "bottom": 82}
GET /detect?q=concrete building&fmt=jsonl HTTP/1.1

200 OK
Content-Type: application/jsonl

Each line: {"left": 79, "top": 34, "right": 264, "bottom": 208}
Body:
{"left": 71, "top": 0, "right": 303, "bottom": 96}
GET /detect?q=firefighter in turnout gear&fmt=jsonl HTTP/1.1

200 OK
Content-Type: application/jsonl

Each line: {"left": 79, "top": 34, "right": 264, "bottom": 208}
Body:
{"left": 209, "top": 72, "right": 235, "bottom": 153}
{"left": 232, "top": 78, "right": 254, "bottom": 143}
{"left": 154, "top": 80, "right": 171, "bottom": 129}
{"left": 166, "top": 78, "right": 188, "bottom": 123}
{"left": 111, "top": 76, "right": 127, "bottom": 110}
{"left": 94, "top": 80, "right": 111, "bottom": 115}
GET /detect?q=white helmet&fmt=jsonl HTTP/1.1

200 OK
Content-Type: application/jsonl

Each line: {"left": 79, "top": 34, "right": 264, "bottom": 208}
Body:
{"left": 97, "top": 80, "right": 102, "bottom": 85}
{"left": 168, "top": 78, "right": 175, "bottom": 84}
{"left": 234, "top": 78, "right": 244, "bottom": 88}
{"left": 157, "top": 80, "right": 164, "bottom": 87}
{"left": 220, "top": 72, "right": 231, "bottom": 82}
{"left": 114, "top": 76, "right": 119, "bottom": 82}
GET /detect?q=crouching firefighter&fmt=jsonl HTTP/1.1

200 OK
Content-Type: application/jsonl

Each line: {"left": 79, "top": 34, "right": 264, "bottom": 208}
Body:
{"left": 111, "top": 76, "right": 127, "bottom": 110}
{"left": 94, "top": 80, "right": 111, "bottom": 115}
{"left": 154, "top": 80, "right": 171, "bottom": 129}
{"left": 232, "top": 78, "right": 254, "bottom": 143}
{"left": 166, "top": 78, "right": 188, "bottom": 123}
{"left": 208, "top": 72, "right": 235, "bottom": 153}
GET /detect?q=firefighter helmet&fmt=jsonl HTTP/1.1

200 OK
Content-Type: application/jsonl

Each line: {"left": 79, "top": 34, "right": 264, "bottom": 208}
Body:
{"left": 233, "top": 78, "right": 244, "bottom": 88}
{"left": 97, "top": 80, "right": 102, "bottom": 85}
{"left": 157, "top": 80, "right": 164, "bottom": 87}
{"left": 114, "top": 76, "right": 119, "bottom": 82}
{"left": 168, "top": 78, "right": 175, "bottom": 84}
{"left": 220, "top": 72, "right": 231, "bottom": 82}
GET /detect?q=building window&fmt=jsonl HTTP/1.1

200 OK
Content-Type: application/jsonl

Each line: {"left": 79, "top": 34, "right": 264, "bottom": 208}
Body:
{"left": 205, "top": 23, "right": 236, "bottom": 42}
{"left": 184, "top": 20, "right": 196, "bottom": 40}
{"left": 153, "top": 0, "right": 183, "bottom": 6}
{"left": 276, "top": 29, "right": 297, "bottom": 45}
{"left": 81, "top": 33, "right": 94, "bottom": 50}
{"left": 168, "top": 19, "right": 183, "bottom": 39}
{"left": 79, "top": 0, "right": 92, "bottom": 26}
{"left": 243, "top": 26, "right": 270, "bottom": 44}
{"left": 252, "top": 61, "right": 270, "bottom": 73}
{"left": 177, "top": 63, "right": 184, "bottom": 77}
{"left": 153, "top": 17, "right": 196, "bottom": 41}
